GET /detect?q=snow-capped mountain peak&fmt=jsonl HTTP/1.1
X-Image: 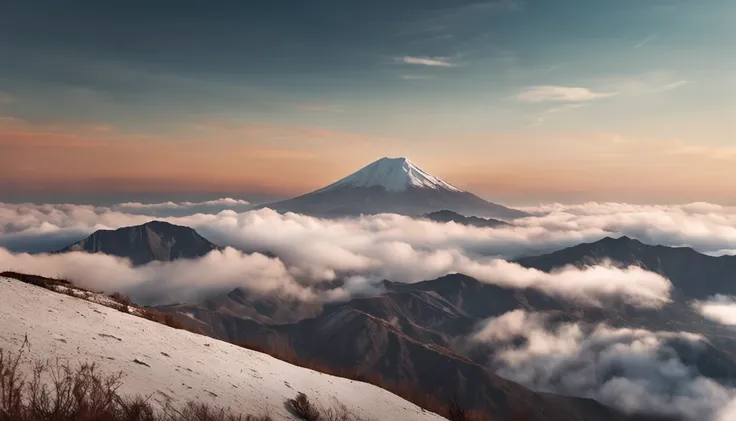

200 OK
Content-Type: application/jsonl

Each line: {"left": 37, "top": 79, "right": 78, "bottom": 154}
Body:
{"left": 318, "top": 157, "right": 464, "bottom": 193}
{"left": 261, "top": 156, "right": 529, "bottom": 219}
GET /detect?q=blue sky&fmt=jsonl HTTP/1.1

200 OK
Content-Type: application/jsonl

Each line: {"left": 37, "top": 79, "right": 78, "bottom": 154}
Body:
{"left": 1, "top": 0, "right": 734, "bottom": 204}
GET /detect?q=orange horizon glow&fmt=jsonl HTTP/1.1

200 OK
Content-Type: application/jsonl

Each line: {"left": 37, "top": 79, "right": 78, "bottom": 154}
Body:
{"left": 2, "top": 118, "right": 736, "bottom": 205}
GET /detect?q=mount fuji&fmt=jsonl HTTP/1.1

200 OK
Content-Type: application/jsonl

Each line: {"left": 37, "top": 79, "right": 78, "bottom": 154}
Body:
{"left": 261, "top": 157, "right": 528, "bottom": 219}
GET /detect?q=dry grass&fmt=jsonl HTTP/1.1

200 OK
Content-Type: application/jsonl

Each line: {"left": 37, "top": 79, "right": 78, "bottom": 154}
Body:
{"left": 1, "top": 271, "right": 200, "bottom": 335}
{"left": 138, "top": 308, "right": 191, "bottom": 332}
{"left": 287, "top": 393, "right": 374, "bottom": 421}
{"left": 287, "top": 392, "right": 321, "bottom": 421}
{"left": 3, "top": 271, "right": 498, "bottom": 420}
{"left": 0, "top": 272, "right": 72, "bottom": 290}
{"left": 109, "top": 292, "right": 132, "bottom": 308}
{"left": 0, "top": 345, "right": 374, "bottom": 421}
{"left": 0, "top": 344, "right": 272, "bottom": 421}
{"left": 239, "top": 341, "right": 454, "bottom": 419}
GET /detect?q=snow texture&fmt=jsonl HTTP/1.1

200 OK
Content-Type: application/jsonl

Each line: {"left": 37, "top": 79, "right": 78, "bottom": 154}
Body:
{"left": 316, "top": 157, "right": 464, "bottom": 193}
{"left": 0, "top": 277, "right": 445, "bottom": 421}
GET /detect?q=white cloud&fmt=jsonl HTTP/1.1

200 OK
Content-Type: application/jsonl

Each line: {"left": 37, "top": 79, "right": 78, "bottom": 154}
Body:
{"left": 0, "top": 202, "right": 682, "bottom": 307}
{"left": 0, "top": 241, "right": 670, "bottom": 308}
{"left": 693, "top": 295, "right": 736, "bottom": 325}
{"left": 0, "top": 247, "right": 314, "bottom": 305}
{"left": 5, "top": 201, "right": 736, "bottom": 258}
{"left": 600, "top": 71, "right": 689, "bottom": 96}
{"left": 516, "top": 86, "right": 618, "bottom": 103}
{"left": 397, "top": 56, "right": 456, "bottom": 67}
{"left": 5, "top": 199, "right": 736, "bottom": 308}
{"left": 116, "top": 198, "right": 250, "bottom": 210}
{"left": 472, "top": 310, "right": 736, "bottom": 421}
{"left": 634, "top": 34, "right": 657, "bottom": 49}
{"left": 656, "top": 80, "right": 688, "bottom": 92}
{"left": 113, "top": 198, "right": 252, "bottom": 216}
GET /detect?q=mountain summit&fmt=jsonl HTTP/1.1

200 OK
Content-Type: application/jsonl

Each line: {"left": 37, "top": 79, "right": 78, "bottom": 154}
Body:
{"left": 261, "top": 157, "right": 528, "bottom": 219}
{"left": 315, "top": 157, "right": 463, "bottom": 193}
{"left": 59, "top": 220, "right": 218, "bottom": 265}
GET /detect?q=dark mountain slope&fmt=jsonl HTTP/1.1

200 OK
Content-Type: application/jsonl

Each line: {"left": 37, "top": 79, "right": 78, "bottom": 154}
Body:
{"left": 238, "top": 306, "right": 661, "bottom": 421}
{"left": 161, "top": 287, "right": 321, "bottom": 325}
{"left": 59, "top": 220, "right": 218, "bottom": 265}
{"left": 516, "top": 236, "right": 736, "bottom": 299}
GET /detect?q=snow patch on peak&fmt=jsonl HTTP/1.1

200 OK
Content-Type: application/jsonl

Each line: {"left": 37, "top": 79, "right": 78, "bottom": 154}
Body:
{"left": 317, "top": 157, "right": 464, "bottom": 193}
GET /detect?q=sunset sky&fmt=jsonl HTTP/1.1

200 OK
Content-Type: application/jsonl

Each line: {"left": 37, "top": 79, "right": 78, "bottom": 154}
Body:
{"left": 1, "top": 0, "right": 734, "bottom": 205}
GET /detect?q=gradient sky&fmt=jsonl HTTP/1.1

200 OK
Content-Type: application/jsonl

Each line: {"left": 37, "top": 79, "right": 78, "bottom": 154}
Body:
{"left": 1, "top": 0, "right": 734, "bottom": 205}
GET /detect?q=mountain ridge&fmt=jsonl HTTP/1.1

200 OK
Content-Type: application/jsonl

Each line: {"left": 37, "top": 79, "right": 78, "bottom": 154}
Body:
{"left": 58, "top": 220, "right": 218, "bottom": 265}
{"left": 315, "top": 157, "right": 464, "bottom": 193}
{"left": 516, "top": 235, "right": 736, "bottom": 299}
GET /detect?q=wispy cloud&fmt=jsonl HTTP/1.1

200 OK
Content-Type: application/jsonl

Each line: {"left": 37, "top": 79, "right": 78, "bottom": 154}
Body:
{"left": 517, "top": 86, "right": 618, "bottom": 103}
{"left": 397, "top": 56, "right": 456, "bottom": 67}
{"left": 531, "top": 103, "right": 588, "bottom": 127}
{"left": 598, "top": 72, "right": 688, "bottom": 96}
{"left": 654, "top": 80, "right": 688, "bottom": 93}
{"left": 693, "top": 295, "right": 736, "bottom": 326}
{"left": 634, "top": 34, "right": 657, "bottom": 49}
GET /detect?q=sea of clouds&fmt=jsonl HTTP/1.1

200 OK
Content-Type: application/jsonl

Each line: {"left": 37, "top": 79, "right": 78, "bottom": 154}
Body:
{"left": 472, "top": 310, "right": 736, "bottom": 421}
{"left": 3, "top": 198, "right": 736, "bottom": 420}
{"left": 2, "top": 199, "right": 736, "bottom": 310}
{"left": 0, "top": 198, "right": 701, "bottom": 306}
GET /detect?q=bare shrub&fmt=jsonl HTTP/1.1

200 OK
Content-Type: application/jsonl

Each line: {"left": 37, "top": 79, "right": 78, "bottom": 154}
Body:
{"left": 0, "top": 272, "right": 72, "bottom": 289}
{"left": 443, "top": 393, "right": 468, "bottom": 421}
{"left": 117, "top": 395, "right": 158, "bottom": 421}
{"left": 0, "top": 347, "right": 25, "bottom": 418}
{"left": 109, "top": 292, "right": 133, "bottom": 308}
{"left": 288, "top": 392, "right": 321, "bottom": 421}
{"left": 321, "top": 400, "right": 352, "bottom": 421}
{"left": 0, "top": 345, "right": 274, "bottom": 421}
{"left": 321, "top": 398, "right": 375, "bottom": 421}
{"left": 3, "top": 272, "right": 495, "bottom": 420}
{"left": 26, "top": 359, "right": 123, "bottom": 420}
{"left": 238, "top": 340, "right": 454, "bottom": 420}
{"left": 139, "top": 309, "right": 196, "bottom": 333}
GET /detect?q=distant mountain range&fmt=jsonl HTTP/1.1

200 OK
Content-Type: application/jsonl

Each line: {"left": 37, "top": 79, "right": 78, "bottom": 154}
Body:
{"left": 423, "top": 210, "right": 509, "bottom": 228}
{"left": 516, "top": 236, "right": 736, "bottom": 299}
{"left": 54, "top": 220, "right": 736, "bottom": 421}
{"left": 58, "top": 220, "right": 218, "bottom": 265}
{"left": 259, "top": 157, "right": 529, "bottom": 220}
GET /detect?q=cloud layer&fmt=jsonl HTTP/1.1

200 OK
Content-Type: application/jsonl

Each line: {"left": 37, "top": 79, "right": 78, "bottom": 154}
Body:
{"left": 2, "top": 199, "right": 736, "bottom": 308}
{"left": 3, "top": 199, "right": 736, "bottom": 420}
{"left": 473, "top": 310, "right": 736, "bottom": 421}
{"left": 0, "top": 200, "right": 701, "bottom": 307}
{"left": 113, "top": 198, "right": 253, "bottom": 216}
{"left": 694, "top": 295, "right": 736, "bottom": 325}
{"left": 516, "top": 86, "right": 618, "bottom": 102}
{"left": 5, "top": 200, "right": 736, "bottom": 256}
{"left": 0, "top": 247, "right": 313, "bottom": 305}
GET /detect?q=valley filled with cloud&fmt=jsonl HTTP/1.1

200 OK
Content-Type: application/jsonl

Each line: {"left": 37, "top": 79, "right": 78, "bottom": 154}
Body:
{"left": 4, "top": 199, "right": 736, "bottom": 421}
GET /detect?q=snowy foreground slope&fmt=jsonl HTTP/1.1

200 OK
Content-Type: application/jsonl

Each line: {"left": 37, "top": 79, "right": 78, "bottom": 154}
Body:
{"left": 0, "top": 277, "right": 445, "bottom": 421}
